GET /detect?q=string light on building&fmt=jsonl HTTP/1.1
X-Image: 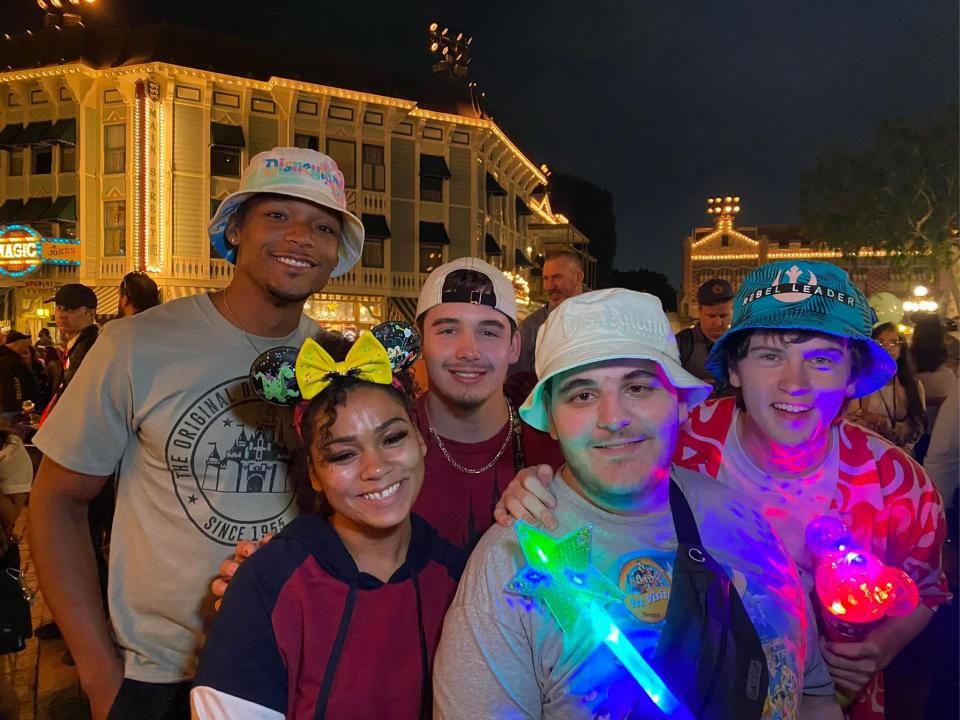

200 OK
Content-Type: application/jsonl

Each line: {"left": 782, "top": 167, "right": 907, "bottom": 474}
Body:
{"left": 427, "top": 21, "right": 472, "bottom": 77}
{"left": 37, "top": 0, "right": 96, "bottom": 28}
{"left": 502, "top": 270, "right": 530, "bottom": 306}
{"left": 692, "top": 195, "right": 756, "bottom": 249}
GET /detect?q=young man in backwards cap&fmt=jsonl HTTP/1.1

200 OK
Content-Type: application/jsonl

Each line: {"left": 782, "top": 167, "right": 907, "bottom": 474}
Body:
{"left": 436, "top": 288, "right": 839, "bottom": 719}
{"left": 28, "top": 147, "right": 363, "bottom": 720}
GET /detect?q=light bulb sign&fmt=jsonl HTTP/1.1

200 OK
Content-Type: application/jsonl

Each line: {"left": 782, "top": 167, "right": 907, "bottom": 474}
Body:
{"left": 0, "top": 224, "right": 81, "bottom": 278}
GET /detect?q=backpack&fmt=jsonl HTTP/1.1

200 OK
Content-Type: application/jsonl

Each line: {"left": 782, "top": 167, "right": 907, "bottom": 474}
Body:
{"left": 676, "top": 327, "right": 696, "bottom": 367}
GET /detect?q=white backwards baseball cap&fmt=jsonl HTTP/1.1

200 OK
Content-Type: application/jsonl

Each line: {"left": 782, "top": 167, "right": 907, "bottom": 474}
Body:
{"left": 208, "top": 147, "right": 365, "bottom": 278}
{"left": 416, "top": 256, "right": 519, "bottom": 325}
{"left": 520, "top": 288, "right": 713, "bottom": 431}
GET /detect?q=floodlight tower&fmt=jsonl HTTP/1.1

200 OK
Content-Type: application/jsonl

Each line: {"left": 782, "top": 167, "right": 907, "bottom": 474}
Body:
{"left": 427, "top": 21, "right": 472, "bottom": 78}
{"left": 36, "top": 0, "right": 97, "bottom": 28}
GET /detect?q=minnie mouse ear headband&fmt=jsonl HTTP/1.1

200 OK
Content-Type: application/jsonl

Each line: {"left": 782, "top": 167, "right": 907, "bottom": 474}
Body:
{"left": 248, "top": 321, "right": 422, "bottom": 408}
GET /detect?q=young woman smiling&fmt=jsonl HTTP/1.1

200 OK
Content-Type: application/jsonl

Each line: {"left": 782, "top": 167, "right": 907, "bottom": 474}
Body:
{"left": 192, "top": 332, "right": 464, "bottom": 720}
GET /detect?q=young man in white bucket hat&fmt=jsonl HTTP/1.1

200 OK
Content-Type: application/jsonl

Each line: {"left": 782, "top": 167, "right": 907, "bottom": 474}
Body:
{"left": 29, "top": 147, "right": 362, "bottom": 720}
{"left": 434, "top": 288, "right": 837, "bottom": 719}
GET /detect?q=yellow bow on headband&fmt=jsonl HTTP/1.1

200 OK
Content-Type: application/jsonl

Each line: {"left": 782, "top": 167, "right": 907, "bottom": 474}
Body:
{"left": 295, "top": 331, "right": 394, "bottom": 400}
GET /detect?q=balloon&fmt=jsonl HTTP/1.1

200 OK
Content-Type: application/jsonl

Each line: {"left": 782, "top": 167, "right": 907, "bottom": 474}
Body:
{"left": 805, "top": 516, "right": 853, "bottom": 558}
{"left": 869, "top": 292, "right": 903, "bottom": 328}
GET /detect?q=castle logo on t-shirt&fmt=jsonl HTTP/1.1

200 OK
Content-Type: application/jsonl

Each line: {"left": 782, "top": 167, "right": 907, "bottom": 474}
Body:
{"left": 165, "top": 377, "right": 299, "bottom": 546}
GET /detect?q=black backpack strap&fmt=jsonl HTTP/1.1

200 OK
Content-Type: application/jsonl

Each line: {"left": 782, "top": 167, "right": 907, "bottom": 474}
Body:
{"left": 669, "top": 476, "right": 704, "bottom": 548}
{"left": 676, "top": 328, "right": 695, "bottom": 367}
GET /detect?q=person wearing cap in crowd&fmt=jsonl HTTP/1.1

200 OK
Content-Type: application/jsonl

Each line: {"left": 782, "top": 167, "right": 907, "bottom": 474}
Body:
{"left": 117, "top": 271, "right": 161, "bottom": 318}
{"left": 35, "top": 327, "right": 55, "bottom": 348}
{"left": 28, "top": 147, "right": 364, "bottom": 720}
{"left": 435, "top": 288, "right": 839, "bottom": 719}
{"left": 0, "top": 330, "right": 40, "bottom": 415}
{"left": 47, "top": 283, "right": 99, "bottom": 401}
{"left": 676, "top": 278, "right": 735, "bottom": 390}
{"left": 509, "top": 250, "right": 585, "bottom": 378}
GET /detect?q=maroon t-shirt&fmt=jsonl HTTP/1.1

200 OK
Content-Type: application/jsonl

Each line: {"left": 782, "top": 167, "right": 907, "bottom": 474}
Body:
{"left": 411, "top": 393, "right": 564, "bottom": 552}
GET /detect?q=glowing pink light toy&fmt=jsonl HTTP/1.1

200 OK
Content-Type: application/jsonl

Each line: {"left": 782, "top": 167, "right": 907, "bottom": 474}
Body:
{"left": 805, "top": 516, "right": 919, "bottom": 641}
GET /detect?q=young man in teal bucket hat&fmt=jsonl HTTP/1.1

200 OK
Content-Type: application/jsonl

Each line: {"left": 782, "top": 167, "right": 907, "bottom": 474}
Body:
{"left": 496, "top": 261, "right": 949, "bottom": 719}
{"left": 673, "top": 261, "right": 950, "bottom": 720}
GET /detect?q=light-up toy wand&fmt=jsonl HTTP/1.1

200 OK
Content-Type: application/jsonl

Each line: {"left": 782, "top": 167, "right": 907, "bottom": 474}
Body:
{"left": 508, "top": 522, "right": 694, "bottom": 719}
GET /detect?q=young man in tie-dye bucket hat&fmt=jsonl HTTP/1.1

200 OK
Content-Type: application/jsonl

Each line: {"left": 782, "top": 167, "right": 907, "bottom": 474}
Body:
{"left": 674, "top": 260, "right": 949, "bottom": 720}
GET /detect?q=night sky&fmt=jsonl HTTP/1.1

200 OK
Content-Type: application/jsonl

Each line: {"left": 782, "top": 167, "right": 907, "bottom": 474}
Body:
{"left": 1, "top": 1, "right": 956, "bottom": 285}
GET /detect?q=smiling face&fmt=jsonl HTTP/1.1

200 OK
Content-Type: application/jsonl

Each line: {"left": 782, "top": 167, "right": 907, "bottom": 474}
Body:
{"left": 546, "top": 358, "right": 687, "bottom": 513}
{"left": 227, "top": 194, "right": 342, "bottom": 305}
{"left": 542, "top": 255, "right": 584, "bottom": 310}
{"left": 421, "top": 302, "right": 521, "bottom": 412}
{"left": 728, "top": 331, "right": 857, "bottom": 451}
{"left": 307, "top": 385, "right": 427, "bottom": 534}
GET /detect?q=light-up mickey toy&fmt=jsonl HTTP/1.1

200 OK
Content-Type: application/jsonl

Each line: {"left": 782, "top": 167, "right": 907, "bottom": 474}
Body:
{"left": 805, "top": 516, "right": 919, "bottom": 706}
{"left": 507, "top": 522, "right": 694, "bottom": 719}
{"left": 806, "top": 516, "right": 919, "bottom": 639}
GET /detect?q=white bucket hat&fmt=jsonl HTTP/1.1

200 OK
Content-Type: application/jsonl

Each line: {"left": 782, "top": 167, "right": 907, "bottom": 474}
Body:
{"left": 208, "top": 147, "right": 365, "bottom": 278}
{"left": 520, "top": 288, "right": 713, "bottom": 431}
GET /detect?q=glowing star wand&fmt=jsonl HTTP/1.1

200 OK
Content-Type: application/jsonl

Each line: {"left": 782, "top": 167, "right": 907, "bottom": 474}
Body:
{"left": 508, "top": 522, "right": 693, "bottom": 719}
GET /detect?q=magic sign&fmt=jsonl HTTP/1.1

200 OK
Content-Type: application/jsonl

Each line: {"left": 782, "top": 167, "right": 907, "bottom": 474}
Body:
{"left": 0, "top": 225, "right": 81, "bottom": 277}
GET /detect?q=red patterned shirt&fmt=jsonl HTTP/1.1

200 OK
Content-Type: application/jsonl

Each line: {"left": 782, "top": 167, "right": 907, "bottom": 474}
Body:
{"left": 675, "top": 397, "right": 950, "bottom": 720}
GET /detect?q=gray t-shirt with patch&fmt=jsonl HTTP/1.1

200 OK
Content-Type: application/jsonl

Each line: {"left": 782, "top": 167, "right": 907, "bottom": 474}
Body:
{"left": 434, "top": 466, "right": 832, "bottom": 719}
{"left": 34, "top": 294, "right": 317, "bottom": 683}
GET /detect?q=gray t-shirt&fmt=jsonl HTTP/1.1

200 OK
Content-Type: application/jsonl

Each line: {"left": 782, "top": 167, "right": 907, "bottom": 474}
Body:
{"left": 33, "top": 294, "right": 317, "bottom": 683}
{"left": 434, "top": 466, "right": 832, "bottom": 719}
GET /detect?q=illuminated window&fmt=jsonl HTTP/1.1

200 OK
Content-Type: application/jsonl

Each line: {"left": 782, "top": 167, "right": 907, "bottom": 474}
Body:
{"left": 8, "top": 149, "right": 23, "bottom": 176}
{"left": 32, "top": 146, "right": 52, "bottom": 175}
{"left": 104, "top": 124, "right": 126, "bottom": 174}
{"left": 361, "top": 144, "right": 385, "bottom": 191}
{"left": 104, "top": 200, "right": 126, "bottom": 256}
{"left": 419, "top": 243, "right": 443, "bottom": 273}
{"left": 326, "top": 139, "right": 355, "bottom": 188}
{"left": 362, "top": 238, "right": 384, "bottom": 268}
{"left": 59, "top": 145, "right": 76, "bottom": 173}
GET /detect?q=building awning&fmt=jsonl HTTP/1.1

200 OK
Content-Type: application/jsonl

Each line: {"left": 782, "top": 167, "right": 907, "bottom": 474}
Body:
{"left": 362, "top": 213, "right": 391, "bottom": 240}
{"left": 486, "top": 173, "right": 507, "bottom": 196}
{"left": 0, "top": 199, "right": 23, "bottom": 223}
{"left": 0, "top": 124, "right": 22, "bottom": 148}
{"left": 419, "top": 221, "right": 450, "bottom": 245}
{"left": 516, "top": 197, "right": 533, "bottom": 216}
{"left": 42, "top": 196, "right": 77, "bottom": 222}
{"left": 484, "top": 233, "right": 502, "bottom": 256}
{"left": 44, "top": 119, "right": 76, "bottom": 146}
{"left": 12, "top": 121, "right": 53, "bottom": 146}
{"left": 419, "top": 154, "right": 450, "bottom": 178}
{"left": 211, "top": 122, "right": 246, "bottom": 149}
{"left": 515, "top": 248, "right": 533, "bottom": 267}
{"left": 14, "top": 197, "right": 52, "bottom": 222}
{"left": 93, "top": 285, "right": 120, "bottom": 315}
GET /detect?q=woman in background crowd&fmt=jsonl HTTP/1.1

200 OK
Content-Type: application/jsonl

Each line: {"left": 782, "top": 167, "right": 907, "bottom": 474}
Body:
{"left": 848, "top": 322, "right": 926, "bottom": 454}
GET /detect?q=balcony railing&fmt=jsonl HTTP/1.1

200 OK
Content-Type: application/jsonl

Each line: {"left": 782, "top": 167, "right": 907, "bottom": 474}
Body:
{"left": 361, "top": 190, "right": 387, "bottom": 213}
{"left": 210, "top": 259, "right": 234, "bottom": 284}
{"left": 99, "top": 258, "right": 126, "bottom": 279}
{"left": 172, "top": 256, "right": 207, "bottom": 280}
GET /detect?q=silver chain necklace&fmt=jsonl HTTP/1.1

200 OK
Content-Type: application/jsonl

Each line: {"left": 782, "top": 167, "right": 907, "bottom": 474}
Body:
{"left": 220, "top": 287, "right": 267, "bottom": 355}
{"left": 428, "top": 401, "right": 516, "bottom": 475}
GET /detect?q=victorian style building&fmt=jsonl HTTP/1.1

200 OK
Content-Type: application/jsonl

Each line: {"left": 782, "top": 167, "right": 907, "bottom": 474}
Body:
{"left": 0, "top": 22, "right": 594, "bottom": 336}
{"left": 680, "top": 196, "right": 937, "bottom": 319}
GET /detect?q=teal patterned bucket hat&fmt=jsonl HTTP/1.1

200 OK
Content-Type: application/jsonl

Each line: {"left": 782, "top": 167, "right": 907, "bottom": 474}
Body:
{"left": 706, "top": 261, "right": 896, "bottom": 398}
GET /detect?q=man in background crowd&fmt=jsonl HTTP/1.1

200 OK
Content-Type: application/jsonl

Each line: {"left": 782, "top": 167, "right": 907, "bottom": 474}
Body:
{"left": 676, "top": 278, "right": 734, "bottom": 391}
{"left": 117, "top": 271, "right": 161, "bottom": 318}
{"left": 509, "top": 250, "right": 585, "bottom": 378}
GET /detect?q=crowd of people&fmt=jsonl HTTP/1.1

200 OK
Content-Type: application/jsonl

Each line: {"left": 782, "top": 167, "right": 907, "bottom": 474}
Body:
{"left": 0, "top": 147, "right": 955, "bottom": 720}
